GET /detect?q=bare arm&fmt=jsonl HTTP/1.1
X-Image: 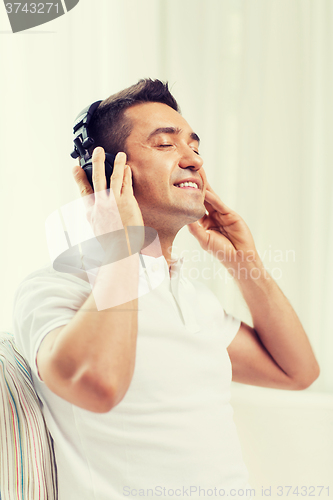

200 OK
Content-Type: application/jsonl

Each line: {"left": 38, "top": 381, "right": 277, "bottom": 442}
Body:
{"left": 38, "top": 148, "right": 144, "bottom": 412}
{"left": 188, "top": 180, "right": 320, "bottom": 390}
{"left": 226, "top": 264, "right": 320, "bottom": 389}
{"left": 38, "top": 255, "right": 140, "bottom": 412}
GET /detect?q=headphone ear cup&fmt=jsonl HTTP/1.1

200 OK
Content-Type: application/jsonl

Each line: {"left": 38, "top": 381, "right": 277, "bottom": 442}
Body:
{"left": 104, "top": 153, "right": 116, "bottom": 189}
{"left": 82, "top": 160, "right": 93, "bottom": 189}
{"left": 81, "top": 153, "right": 116, "bottom": 191}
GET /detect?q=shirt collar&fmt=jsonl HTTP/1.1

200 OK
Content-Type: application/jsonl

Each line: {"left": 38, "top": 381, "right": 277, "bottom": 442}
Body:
{"left": 140, "top": 254, "right": 184, "bottom": 279}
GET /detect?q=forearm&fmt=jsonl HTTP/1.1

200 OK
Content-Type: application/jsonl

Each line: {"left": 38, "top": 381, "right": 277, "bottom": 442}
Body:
{"left": 230, "top": 255, "right": 320, "bottom": 386}
{"left": 50, "top": 253, "right": 140, "bottom": 406}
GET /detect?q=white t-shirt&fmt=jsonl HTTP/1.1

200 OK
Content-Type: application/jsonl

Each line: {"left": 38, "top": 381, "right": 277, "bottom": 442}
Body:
{"left": 13, "top": 255, "right": 250, "bottom": 500}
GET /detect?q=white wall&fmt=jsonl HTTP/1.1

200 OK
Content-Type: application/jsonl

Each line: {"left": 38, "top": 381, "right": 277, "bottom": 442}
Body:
{"left": 231, "top": 384, "right": 333, "bottom": 496}
{"left": 0, "top": 0, "right": 332, "bottom": 491}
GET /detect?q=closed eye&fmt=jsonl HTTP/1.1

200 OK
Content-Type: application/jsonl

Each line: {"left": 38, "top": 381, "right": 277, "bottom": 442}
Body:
{"left": 157, "top": 144, "right": 200, "bottom": 155}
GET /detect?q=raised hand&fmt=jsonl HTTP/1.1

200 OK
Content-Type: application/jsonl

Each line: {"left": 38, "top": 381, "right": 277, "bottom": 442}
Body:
{"left": 187, "top": 181, "right": 258, "bottom": 267}
{"left": 72, "top": 148, "right": 144, "bottom": 257}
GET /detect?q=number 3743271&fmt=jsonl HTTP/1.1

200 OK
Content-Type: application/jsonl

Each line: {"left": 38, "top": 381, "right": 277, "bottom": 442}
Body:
{"left": 5, "top": 3, "right": 60, "bottom": 14}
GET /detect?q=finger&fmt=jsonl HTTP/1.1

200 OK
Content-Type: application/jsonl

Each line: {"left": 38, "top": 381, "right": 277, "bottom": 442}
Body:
{"left": 199, "top": 214, "right": 212, "bottom": 231}
{"left": 203, "top": 197, "right": 215, "bottom": 212}
{"left": 110, "top": 152, "right": 127, "bottom": 196}
{"left": 204, "top": 189, "right": 233, "bottom": 215}
{"left": 72, "top": 164, "right": 94, "bottom": 194}
{"left": 92, "top": 147, "right": 107, "bottom": 194}
{"left": 205, "top": 180, "right": 218, "bottom": 196}
{"left": 121, "top": 165, "right": 134, "bottom": 196}
{"left": 72, "top": 165, "right": 94, "bottom": 207}
{"left": 199, "top": 166, "right": 207, "bottom": 191}
{"left": 204, "top": 192, "right": 240, "bottom": 231}
{"left": 196, "top": 213, "right": 208, "bottom": 226}
{"left": 187, "top": 221, "right": 210, "bottom": 249}
{"left": 204, "top": 182, "right": 234, "bottom": 211}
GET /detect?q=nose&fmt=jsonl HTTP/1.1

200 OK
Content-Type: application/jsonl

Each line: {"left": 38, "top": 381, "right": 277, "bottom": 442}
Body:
{"left": 178, "top": 146, "right": 204, "bottom": 171}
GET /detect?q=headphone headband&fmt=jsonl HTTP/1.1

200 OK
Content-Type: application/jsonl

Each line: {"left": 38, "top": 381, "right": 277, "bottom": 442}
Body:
{"left": 70, "top": 100, "right": 115, "bottom": 190}
{"left": 70, "top": 100, "right": 102, "bottom": 164}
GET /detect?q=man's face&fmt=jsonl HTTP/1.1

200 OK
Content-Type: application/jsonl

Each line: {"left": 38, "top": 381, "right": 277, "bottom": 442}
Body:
{"left": 124, "top": 102, "right": 207, "bottom": 232}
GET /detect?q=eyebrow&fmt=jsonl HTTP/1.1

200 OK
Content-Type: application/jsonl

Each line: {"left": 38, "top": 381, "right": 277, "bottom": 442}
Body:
{"left": 147, "top": 127, "right": 200, "bottom": 144}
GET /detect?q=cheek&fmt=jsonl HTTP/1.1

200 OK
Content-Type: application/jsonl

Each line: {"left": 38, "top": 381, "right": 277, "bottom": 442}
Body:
{"left": 127, "top": 153, "right": 172, "bottom": 197}
{"left": 131, "top": 170, "right": 156, "bottom": 199}
{"left": 199, "top": 167, "right": 207, "bottom": 185}
{"left": 131, "top": 160, "right": 167, "bottom": 185}
{"left": 128, "top": 168, "right": 147, "bottom": 200}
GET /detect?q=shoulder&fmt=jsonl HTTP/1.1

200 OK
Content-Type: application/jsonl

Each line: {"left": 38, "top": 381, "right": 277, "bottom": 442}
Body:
{"left": 181, "top": 273, "right": 241, "bottom": 345}
{"left": 13, "top": 264, "right": 91, "bottom": 313}
{"left": 15, "top": 263, "right": 91, "bottom": 292}
{"left": 12, "top": 265, "right": 92, "bottom": 363}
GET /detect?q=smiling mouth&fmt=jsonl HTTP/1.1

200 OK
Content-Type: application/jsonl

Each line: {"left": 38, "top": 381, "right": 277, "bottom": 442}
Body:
{"left": 174, "top": 181, "right": 200, "bottom": 189}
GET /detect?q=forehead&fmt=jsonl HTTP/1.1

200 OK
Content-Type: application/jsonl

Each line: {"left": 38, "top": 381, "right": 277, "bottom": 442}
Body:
{"left": 124, "top": 102, "right": 194, "bottom": 140}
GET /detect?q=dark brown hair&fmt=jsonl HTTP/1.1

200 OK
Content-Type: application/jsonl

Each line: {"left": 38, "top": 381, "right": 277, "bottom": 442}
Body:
{"left": 88, "top": 79, "right": 180, "bottom": 156}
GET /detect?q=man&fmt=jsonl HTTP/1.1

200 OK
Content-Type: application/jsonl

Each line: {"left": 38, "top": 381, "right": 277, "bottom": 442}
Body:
{"left": 13, "top": 79, "right": 319, "bottom": 499}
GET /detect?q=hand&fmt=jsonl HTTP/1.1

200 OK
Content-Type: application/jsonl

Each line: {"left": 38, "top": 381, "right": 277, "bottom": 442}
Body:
{"left": 187, "top": 181, "right": 258, "bottom": 267}
{"left": 72, "top": 147, "right": 144, "bottom": 252}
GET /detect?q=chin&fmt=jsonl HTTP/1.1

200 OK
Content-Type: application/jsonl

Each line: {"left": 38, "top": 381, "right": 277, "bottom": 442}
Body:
{"left": 191, "top": 203, "right": 206, "bottom": 219}
{"left": 181, "top": 205, "right": 206, "bottom": 225}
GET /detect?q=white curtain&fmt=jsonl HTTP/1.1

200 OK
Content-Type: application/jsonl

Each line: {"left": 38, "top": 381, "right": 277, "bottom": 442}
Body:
{"left": 1, "top": 0, "right": 332, "bottom": 392}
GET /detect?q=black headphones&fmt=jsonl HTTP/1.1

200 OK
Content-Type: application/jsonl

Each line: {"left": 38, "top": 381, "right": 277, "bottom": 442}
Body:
{"left": 70, "top": 100, "right": 116, "bottom": 190}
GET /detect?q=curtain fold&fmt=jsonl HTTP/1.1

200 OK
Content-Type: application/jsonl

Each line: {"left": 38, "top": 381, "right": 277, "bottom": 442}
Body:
{"left": 1, "top": 0, "right": 332, "bottom": 391}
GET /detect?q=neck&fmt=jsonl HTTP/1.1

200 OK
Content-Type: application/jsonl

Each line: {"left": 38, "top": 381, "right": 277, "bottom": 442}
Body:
{"left": 159, "top": 236, "right": 175, "bottom": 270}
{"left": 140, "top": 229, "right": 176, "bottom": 270}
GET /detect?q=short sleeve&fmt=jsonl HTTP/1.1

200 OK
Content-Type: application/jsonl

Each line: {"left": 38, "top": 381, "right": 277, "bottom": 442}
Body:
{"left": 12, "top": 266, "right": 91, "bottom": 383}
{"left": 222, "top": 309, "right": 241, "bottom": 347}
{"left": 188, "top": 277, "right": 242, "bottom": 348}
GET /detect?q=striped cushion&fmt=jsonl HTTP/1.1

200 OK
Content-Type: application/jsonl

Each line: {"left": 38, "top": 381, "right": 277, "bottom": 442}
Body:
{"left": 0, "top": 331, "right": 58, "bottom": 500}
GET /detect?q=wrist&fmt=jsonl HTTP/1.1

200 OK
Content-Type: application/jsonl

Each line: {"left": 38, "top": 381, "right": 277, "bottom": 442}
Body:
{"left": 92, "top": 253, "right": 141, "bottom": 311}
{"left": 90, "top": 226, "right": 146, "bottom": 267}
{"left": 224, "top": 251, "right": 270, "bottom": 283}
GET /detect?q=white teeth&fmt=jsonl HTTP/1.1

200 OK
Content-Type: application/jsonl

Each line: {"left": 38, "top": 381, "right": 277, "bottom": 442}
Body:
{"left": 176, "top": 181, "right": 199, "bottom": 189}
